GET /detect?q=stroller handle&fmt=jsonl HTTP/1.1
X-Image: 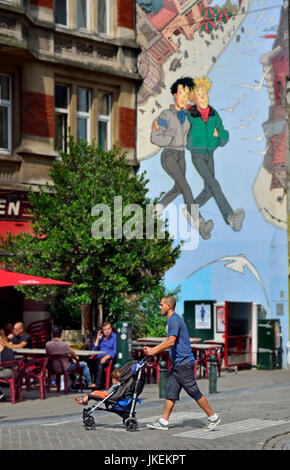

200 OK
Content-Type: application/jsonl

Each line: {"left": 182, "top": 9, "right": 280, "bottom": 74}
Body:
{"left": 142, "top": 355, "right": 154, "bottom": 364}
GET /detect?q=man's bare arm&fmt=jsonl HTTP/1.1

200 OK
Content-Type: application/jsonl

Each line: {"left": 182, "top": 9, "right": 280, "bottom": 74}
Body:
{"left": 143, "top": 336, "right": 176, "bottom": 356}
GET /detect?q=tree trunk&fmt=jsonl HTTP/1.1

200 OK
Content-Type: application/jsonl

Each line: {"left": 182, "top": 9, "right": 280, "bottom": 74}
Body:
{"left": 96, "top": 303, "right": 103, "bottom": 329}
{"left": 81, "top": 304, "right": 91, "bottom": 342}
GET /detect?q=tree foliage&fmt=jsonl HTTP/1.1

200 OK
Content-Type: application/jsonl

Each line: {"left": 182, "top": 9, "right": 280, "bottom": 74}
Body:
{"left": 0, "top": 138, "right": 181, "bottom": 326}
{"left": 108, "top": 283, "right": 182, "bottom": 339}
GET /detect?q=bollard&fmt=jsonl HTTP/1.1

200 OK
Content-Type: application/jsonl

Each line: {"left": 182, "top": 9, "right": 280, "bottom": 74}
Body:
{"left": 159, "top": 360, "right": 167, "bottom": 399}
{"left": 208, "top": 355, "right": 217, "bottom": 394}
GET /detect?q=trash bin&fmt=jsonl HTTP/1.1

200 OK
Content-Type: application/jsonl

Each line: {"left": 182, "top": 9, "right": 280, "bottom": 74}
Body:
{"left": 257, "top": 319, "right": 282, "bottom": 370}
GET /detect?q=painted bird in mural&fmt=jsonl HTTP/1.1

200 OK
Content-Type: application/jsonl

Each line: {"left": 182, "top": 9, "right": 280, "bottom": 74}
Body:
{"left": 243, "top": 130, "right": 269, "bottom": 142}
{"left": 248, "top": 144, "right": 270, "bottom": 155}
{"left": 186, "top": 254, "right": 270, "bottom": 307}
{"left": 257, "top": 11, "right": 265, "bottom": 22}
{"left": 233, "top": 123, "right": 249, "bottom": 130}
{"left": 155, "top": 100, "right": 162, "bottom": 109}
{"left": 241, "top": 112, "right": 257, "bottom": 121}
{"left": 232, "top": 65, "right": 272, "bottom": 91}
{"left": 219, "top": 101, "right": 241, "bottom": 112}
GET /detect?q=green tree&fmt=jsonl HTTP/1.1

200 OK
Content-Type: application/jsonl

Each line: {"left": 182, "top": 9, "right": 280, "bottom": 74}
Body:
{"left": 108, "top": 283, "right": 181, "bottom": 339}
{"left": 0, "top": 138, "right": 181, "bottom": 331}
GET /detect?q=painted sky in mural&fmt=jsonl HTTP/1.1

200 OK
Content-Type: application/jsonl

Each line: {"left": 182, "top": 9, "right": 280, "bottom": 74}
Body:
{"left": 136, "top": 0, "right": 289, "bottom": 352}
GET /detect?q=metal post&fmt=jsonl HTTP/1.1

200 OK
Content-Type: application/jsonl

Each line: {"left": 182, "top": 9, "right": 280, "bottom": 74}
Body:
{"left": 208, "top": 354, "right": 217, "bottom": 394}
{"left": 159, "top": 360, "right": 167, "bottom": 399}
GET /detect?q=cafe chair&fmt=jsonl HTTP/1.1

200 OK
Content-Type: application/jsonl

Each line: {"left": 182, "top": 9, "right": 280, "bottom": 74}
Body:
{"left": 27, "top": 319, "right": 52, "bottom": 349}
{"left": 47, "top": 354, "right": 83, "bottom": 394}
{"left": 144, "top": 355, "right": 159, "bottom": 384}
{"left": 23, "top": 357, "right": 48, "bottom": 400}
{"left": 104, "top": 359, "right": 113, "bottom": 390}
{"left": 0, "top": 359, "right": 24, "bottom": 404}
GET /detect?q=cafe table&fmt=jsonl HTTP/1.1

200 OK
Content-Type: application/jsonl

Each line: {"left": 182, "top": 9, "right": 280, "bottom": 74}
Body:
{"left": 12, "top": 348, "right": 105, "bottom": 356}
{"left": 191, "top": 344, "right": 223, "bottom": 379}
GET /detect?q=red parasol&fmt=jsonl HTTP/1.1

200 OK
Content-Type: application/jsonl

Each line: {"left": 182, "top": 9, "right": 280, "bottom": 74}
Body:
{"left": 216, "top": 9, "right": 233, "bottom": 23}
{"left": 199, "top": 19, "right": 216, "bottom": 32}
{"left": 202, "top": 7, "right": 217, "bottom": 20}
{"left": 0, "top": 269, "right": 73, "bottom": 287}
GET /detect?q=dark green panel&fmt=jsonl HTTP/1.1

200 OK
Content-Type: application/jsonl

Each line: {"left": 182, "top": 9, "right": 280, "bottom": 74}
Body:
{"left": 184, "top": 300, "right": 215, "bottom": 342}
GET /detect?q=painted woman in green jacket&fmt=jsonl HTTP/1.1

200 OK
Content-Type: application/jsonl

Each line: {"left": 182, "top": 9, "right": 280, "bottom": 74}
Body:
{"left": 186, "top": 77, "right": 245, "bottom": 232}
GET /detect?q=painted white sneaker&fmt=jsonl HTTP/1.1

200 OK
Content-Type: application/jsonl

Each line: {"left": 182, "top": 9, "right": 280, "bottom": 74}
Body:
{"left": 227, "top": 209, "right": 245, "bottom": 231}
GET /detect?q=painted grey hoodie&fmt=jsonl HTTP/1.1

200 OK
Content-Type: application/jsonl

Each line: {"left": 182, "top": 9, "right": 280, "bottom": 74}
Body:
{"left": 150, "top": 105, "right": 190, "bottom": 151}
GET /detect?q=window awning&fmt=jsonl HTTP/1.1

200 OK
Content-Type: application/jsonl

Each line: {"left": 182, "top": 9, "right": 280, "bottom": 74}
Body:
{"left": 0, "top": 220, "right": 34, "bottom": 239}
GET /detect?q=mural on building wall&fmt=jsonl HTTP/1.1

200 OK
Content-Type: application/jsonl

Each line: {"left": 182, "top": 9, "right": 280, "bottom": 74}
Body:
{"left": 136, "top": 0, "right": 289, "bottom": 359}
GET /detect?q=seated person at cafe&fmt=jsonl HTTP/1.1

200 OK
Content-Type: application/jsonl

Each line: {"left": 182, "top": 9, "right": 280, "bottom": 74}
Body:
{"left": 45, "top": 326, "right": 96, "bottom": 389}
{"left": 0, "top": 330, "right": 16, "bottom": 401}
{"left": 90, "top": 322, "right": 116, "bottom": 390}
{"left": 7, "top": 322, "right": 32, "bottom": 349}
{"left": 4, "top": 323, "right": 14, "bottom": 340}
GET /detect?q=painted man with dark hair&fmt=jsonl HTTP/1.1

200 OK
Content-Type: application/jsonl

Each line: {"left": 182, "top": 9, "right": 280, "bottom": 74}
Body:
{"left": 151, "top": 77, "right": 213, "bottom": 240}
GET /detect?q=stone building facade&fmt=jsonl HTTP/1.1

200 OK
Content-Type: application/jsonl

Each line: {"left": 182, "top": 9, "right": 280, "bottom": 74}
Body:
{"left": 0, "top": 0, "right": 140, "bottom": 327}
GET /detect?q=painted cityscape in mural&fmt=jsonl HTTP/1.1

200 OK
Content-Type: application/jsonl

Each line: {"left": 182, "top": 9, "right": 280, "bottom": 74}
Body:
{"left": 136, "top": 0, "right": 289, "bottom": 363}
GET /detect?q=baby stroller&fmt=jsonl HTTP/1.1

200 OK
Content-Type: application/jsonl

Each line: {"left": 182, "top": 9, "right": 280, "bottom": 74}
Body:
{"left": 82, "top": 355, "right": 152, "bottom": 432}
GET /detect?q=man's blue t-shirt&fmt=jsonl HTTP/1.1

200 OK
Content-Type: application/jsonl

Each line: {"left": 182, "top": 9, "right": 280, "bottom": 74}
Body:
{"left": 166, "top": 313, "right": 195, "bottom": 367}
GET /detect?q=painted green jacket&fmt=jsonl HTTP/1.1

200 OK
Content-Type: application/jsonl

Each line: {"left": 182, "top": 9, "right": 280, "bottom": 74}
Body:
{"left": 186, "top": 105, "right": 229, "bottom": 154}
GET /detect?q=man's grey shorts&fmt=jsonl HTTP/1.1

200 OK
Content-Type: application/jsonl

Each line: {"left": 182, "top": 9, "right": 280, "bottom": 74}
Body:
{"left": 166, "top": 361, "right": 203, "bottom": 401}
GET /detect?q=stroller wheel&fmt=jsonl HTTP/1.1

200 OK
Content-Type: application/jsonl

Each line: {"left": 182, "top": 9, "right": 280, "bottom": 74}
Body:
{"left": 83, "top": 408, "right": 96, "bottom": 430}
{"left": 84, "top": 415, "right": 96, "bottom": 430}
{"left": 125, "top": 418, "right": 138, "bottom": 432}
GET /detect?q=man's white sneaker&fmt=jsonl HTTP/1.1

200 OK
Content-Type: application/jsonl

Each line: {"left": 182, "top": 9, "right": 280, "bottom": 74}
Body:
{"left": 203, "top": 416, "right": 221, "bottom": 431}
{"left": 146, "top": 419, "right": 169, "bottom": 431}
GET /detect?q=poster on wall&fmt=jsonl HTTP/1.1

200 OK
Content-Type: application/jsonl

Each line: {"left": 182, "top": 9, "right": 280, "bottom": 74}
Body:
{"left": 195, "top": 303, "right": 211, "bottom": 329}
{"left": 216, "top": 306, "right": 225, "bottom": 333}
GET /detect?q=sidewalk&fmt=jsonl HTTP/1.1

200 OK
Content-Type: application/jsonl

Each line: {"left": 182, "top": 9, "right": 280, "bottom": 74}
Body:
{"left": 1, "top": 367, "right": 290, "bottom": 450}
{"left": 1, "top": 367, "right": 289, "bottom": 422}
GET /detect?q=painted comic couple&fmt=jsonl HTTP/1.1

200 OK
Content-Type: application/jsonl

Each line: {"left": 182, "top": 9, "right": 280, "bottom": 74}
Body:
{"left": 151, "top": 76, "right": 245, "bottom": 240}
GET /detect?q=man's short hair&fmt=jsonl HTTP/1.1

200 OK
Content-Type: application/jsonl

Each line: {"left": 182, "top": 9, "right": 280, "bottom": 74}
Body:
{"left": 170, "top": 77, "right": 195, "bottom": 95}
{"left": 162, "top": 295, "right": 176, "bottom": 309}
{"left": 52, "top": 326, "right": 63, "bottom": 338}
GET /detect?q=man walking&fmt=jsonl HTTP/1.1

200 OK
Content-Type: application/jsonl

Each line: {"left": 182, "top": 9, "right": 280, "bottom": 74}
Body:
{"left": 144, "top": 295, "right": 220, "bottom": 431}
{"left": 151, "top": 77, "right": 213, "bottom": 240}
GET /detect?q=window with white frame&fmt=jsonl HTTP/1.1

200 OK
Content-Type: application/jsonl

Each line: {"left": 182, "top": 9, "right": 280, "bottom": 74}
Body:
{"left": 97, "top": 91, "right": 111, "bottom": 151}
{"left": 77, "top": 0, "right": 89, "bottom": 30}
{"left": 0, "top": 74, "right": 11, "bottom": 153}
{"left": 98, "top": 0, "right": 110, "bottom": 36}
{"left": 55, "top": 0, "right": 68, "bottom": 27}
{"left": 77, "top": 88, "right": 91, "bottom": 142}
{"left": 55, "top": 84, "right": 69, "bottom": 152}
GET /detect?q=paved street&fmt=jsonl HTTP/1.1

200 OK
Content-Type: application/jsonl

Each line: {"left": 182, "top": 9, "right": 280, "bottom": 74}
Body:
{"left": 0, "top": 368, "right": 290, "bottom": 452}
